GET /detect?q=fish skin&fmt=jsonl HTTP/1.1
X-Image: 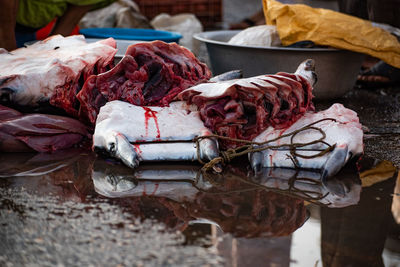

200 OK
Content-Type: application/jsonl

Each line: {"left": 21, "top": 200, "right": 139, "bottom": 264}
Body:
{"left": 93, "top": 100, "right": 220, "bottom": 168}
{"left": 0, "top": 35, "right": 116, "bottom": 109}
{"left": 250, "top": 103, "right": 363, "bottom": 178}
{"left": 249, "top": 151, "right": 263, "bottom": 173}
{"left": 0, "top": 104, "right": 89, "bottom": 152}
{"left": 209, "top": 70, "right": 243, "bottom": 82}
{"left": 102, "top": 131, "right": 140, "bottom": 169}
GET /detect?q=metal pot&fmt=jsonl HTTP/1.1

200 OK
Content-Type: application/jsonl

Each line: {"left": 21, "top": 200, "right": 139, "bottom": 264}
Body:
{"left": 195, "top": 30, "right": 364, "bottom": 100}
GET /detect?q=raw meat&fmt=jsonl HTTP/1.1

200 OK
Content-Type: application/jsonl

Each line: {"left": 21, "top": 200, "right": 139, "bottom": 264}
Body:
{"left": 178, "top": 59, "right": 316, "bottom": 149}
{"left": 250, "top": 103, "right": 364, "bottom": 178}
{"left": 0, "top": 35, "right": 117, "bottom": 117}
{"left": 0, "top": 105, "right": 89, "bottom": 152}
{"left": 77, "top": 41, "right": 212, "bottom": 124}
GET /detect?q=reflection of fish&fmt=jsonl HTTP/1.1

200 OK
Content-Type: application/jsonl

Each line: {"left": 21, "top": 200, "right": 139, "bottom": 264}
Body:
{"left": 251, "top": 167, "right": 361, "bottom": 208}
{"left": 0, "top": 149, "right": 91, "bottom": 177}
{"left": 93, "top": 101, "right": 219, "bottom": 169}
{"left": 92, "top": 163, "right": 211, "bottom": 200}
{"left": 91, "top": 160, "right": 308, "bottom": 237}
{"left": 250, "top": 103, "right": 364, "bottom": 178}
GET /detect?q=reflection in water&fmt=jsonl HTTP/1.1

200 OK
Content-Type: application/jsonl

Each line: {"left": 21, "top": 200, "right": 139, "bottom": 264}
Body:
{"left": 3, "top": 152, "right": 397, "bottom": 266}
{"left": 92, "top": 161, "right": 308, "bottom": 237}
{"left": 91, "top": 158, "right": 362, "bottom": 237}
{"left": 320, "top": 157, "right": 400, "bottom": 267}
{"left": 0, "top": 150, "right": 97, "bottom": 200}
{"left": 321, "top": 177, "right": 398, "bottom": 267}
{"left": 0, "top": 151, "right": 363, "bottom": 238}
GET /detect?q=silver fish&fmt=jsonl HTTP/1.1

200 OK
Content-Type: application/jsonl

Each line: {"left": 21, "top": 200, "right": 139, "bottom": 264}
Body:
{"left": 93, "top": 100, "right": 219, "bottom": 169}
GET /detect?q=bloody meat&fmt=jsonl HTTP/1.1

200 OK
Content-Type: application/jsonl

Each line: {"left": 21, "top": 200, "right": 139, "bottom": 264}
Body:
{"left": 77, "top": 41, "right": 212, "bottom": 124}
{"left": 178, "top": 72, "right": 314, "bottom": 149}
{"left": 0, "top": 105, "right": 89, "bottom": 152}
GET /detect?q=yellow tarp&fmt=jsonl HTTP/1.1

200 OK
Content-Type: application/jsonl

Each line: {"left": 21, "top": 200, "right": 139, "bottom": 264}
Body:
{"left": 359, "top": 160, "right": 397, "bottom": 187}
{"left": 262, "top": 0, "right": 400, "bottom": 68}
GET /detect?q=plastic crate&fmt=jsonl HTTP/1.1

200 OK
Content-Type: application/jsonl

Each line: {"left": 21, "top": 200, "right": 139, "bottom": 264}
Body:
{"left": 135, "top": 0, "right": 222, "bottom": 29}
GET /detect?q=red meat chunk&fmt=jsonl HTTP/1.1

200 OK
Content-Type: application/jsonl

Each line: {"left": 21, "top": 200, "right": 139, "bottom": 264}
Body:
{"left": 178, "top": 72, "right": 314, "bottom": 149}
{"left": 77, "top": 41, "right": 212, "bottom": 124}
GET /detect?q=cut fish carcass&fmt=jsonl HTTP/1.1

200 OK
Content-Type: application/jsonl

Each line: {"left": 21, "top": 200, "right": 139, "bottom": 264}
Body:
{"left": 93, "top": 100, "right": 219, "bottom": 168}
{"left": 249, "top": 103, "right": 364, "bottom": 178}
{"left": 178, "top": 59, "right": 316, "bottom": 149}
{"left": 0, "top": 105, "right": 89, "bottom": 152}
{"left": 0, "top": 35, "right": 117, "bottom": 117}
{"left": 77, "top": 40, "right": 212, "bottom": 124}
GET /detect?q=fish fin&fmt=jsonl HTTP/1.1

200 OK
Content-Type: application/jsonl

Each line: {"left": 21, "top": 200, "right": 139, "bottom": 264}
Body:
{"left": 321, "top": 144, "right": 348, "bottom": 179}
{"left": 199, "top": 137, "right": 219, "bottom": 161}
{"left": 250, "top": 151, "right": 263, "bottom": 173}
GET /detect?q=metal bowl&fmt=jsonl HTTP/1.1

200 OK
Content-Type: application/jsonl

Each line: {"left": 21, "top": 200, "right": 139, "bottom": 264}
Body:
{"left": 195, "top": 30, "right": 364, "bottom": 99}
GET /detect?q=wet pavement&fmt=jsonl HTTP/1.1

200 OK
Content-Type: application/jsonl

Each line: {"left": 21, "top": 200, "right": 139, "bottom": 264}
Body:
{"left": 318, "top": 86, "right": 400, "bottom": 169}
{"left": 1, "top": 84, "right": 400, "bottom": 267}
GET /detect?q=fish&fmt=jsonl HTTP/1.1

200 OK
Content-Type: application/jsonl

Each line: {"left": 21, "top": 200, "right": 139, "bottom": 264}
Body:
{"left": 209, "top": 70, "right": 243, "bottom": 82}
{"left": 178, "top": 59, "right": 317, "bottom": 149}
{"left": 76, "top": 40, "right": 212, "bottom": 124}
{"left": 0, "top": 35, "right": 117, "bottom": 117}
{"left": 93, "top": 100, "right": 219, "bottom": 169}
{"left": 249, "top": 103, "right": 364, "bottom": 178}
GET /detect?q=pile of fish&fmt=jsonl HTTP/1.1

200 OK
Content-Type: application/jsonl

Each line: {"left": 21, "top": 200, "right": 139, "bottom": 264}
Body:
{"left": 0, "top": 35, "right": 364, "bottom": 179}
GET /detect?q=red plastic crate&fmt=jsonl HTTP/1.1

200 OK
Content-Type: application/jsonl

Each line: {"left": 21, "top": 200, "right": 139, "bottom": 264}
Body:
{"left": 135, "top": 0, "right": 222, "bottom": 29}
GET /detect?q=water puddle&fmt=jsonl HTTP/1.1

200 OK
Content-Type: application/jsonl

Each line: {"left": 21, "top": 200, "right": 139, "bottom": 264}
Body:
{"left": 0, "top": 149, "right": 399, "bottom": 266}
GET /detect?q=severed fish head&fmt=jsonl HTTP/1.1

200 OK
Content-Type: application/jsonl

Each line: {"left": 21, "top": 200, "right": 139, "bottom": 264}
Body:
{"left": 295, "top": 59, "right": 317, "bottom": 86}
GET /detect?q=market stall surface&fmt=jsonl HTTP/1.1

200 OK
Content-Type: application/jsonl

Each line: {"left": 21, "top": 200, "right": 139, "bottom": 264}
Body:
{"left": 1, "top": 85, "right": 400, "bottom": 267}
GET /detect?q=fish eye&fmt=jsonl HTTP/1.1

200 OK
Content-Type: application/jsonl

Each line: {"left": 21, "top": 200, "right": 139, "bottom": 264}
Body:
{"left": 107, "top": 142, "right": 116, "bottom": 153}
{"left": 0, "top": 87, "right": 14, "bottom": 104}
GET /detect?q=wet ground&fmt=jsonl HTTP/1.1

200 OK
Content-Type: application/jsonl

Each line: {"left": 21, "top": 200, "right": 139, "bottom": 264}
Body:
{"left": 1, "top": 84, "right": 400, "bottom": 267}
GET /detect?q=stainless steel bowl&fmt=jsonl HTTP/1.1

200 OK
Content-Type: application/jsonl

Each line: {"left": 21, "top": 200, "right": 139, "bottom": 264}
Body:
{"left": 195, "top": 30, "right": 365, "bottom": 99}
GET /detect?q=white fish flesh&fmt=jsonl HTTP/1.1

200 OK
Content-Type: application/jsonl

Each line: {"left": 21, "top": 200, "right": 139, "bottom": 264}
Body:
{"left": 250, "top": 103, "right": 364, "bottom": 178}
{"left": 93, "top": 100, "right": 219, "bottom": 168}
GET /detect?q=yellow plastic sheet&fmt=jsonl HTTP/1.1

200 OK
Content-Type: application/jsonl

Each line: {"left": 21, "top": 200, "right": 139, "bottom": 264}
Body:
{"left": 359, "top": 160, "right": 397, "bottom": 188}
{"left": 262, "top": 0, "right": 400, "bottom": 68}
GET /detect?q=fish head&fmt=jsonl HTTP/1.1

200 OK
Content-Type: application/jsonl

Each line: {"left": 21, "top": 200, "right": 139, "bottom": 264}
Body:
{"left": 0, "top": 87, "right": 16, "bottom": 105}
{"left": 295, "top": 59, "right": 317, "bottom": 86}
{"left": 93, "top": 131, "right": 140, "bottom": 169}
